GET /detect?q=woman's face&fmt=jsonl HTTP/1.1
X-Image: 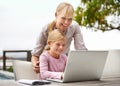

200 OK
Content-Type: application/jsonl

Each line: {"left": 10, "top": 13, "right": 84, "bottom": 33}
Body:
{"left": 55, "top": 12, "right": 73, "bottom": 32}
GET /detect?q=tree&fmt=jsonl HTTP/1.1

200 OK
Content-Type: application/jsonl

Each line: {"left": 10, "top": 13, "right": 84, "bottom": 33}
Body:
{"left": 74, "top": 0, "right": 120, "bottom": 31}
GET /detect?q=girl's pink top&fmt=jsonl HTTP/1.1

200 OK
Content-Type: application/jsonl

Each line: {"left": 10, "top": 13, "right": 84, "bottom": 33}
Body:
{"left": 39, "top": 51, "right": 67, "bottom": 80}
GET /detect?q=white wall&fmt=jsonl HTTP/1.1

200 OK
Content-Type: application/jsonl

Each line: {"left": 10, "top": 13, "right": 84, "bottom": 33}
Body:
{"left": 0, "top": 0, "right": 80, "bottom": 55}
{"left": 0, "top": 0, "right": 120, "bottom": 56}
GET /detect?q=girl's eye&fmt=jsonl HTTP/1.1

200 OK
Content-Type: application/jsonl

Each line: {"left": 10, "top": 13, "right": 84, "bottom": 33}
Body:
{"left": 56, "top": 43, "right": 60, "bottom": 46}
{"left": 62, "top": 44, "right": 65, "bottom": 47}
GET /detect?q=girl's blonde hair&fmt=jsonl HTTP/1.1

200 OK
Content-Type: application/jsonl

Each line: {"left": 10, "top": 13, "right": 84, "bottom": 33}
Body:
{"left": 45, "top": 29, "right": 66, "bottom": 50}
{"left": 47, "top": 2, "right": 74, "bottom": 32}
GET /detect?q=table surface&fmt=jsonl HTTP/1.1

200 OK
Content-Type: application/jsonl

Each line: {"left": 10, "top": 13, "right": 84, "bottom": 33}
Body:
{"left": 0, "top": 77, "right": 120, "bottom": 86}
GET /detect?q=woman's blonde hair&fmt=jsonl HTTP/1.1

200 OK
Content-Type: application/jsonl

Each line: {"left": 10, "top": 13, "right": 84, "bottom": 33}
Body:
{"left": 47, "top": 2, "right": 74, "bottom": 32}
{"left": 45, "top": 29, "right": 66, "bottom": 50}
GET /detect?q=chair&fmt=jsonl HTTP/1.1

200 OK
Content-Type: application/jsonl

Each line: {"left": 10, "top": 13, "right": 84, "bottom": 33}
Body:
{"left": 13, "top": 60, "right": 38, "bottom": 80}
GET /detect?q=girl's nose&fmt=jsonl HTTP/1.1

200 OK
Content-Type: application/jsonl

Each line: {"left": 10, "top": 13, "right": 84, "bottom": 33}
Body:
{"left": 59, "top": 45, "right": 64, "bottom": 50}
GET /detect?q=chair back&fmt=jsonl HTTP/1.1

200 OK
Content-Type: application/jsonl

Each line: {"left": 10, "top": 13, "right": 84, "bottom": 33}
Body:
{"left": 13, "top": 60, "right": 38, "bottom": 80}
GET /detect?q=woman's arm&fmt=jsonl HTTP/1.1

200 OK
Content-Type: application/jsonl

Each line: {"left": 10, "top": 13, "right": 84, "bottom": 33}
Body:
{"left": 31, "top": 25, "right": 48, "bottom": 73}
{"left": 73, "top": 22, "right": 88, "bottom": 50}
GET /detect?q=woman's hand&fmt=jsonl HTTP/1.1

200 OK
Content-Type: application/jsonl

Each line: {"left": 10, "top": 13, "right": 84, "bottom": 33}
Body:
{"left": 31, "top": 55, "right": 40, "bottom": 73}
{"left": 61, "top": 73, "right": 64, "bottom": 79}
{"left": 33, "top": 61, "right": 40, "bottom": 73}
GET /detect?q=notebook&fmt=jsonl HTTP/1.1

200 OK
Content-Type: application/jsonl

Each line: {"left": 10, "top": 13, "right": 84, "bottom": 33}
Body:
{"left": 18, "top": 79, "right": 51, "bottom": 85}
{"left": 47, "top": 50, "right": 108, "bottom": 83}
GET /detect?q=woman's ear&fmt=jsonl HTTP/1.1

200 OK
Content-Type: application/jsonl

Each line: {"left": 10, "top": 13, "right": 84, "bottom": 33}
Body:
{"left": 55, "top": 12, "right": 57, "bottom": 17}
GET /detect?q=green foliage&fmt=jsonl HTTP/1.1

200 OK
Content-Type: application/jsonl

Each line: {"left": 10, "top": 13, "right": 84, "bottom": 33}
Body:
{"left": 74, "top": 0, "right": 120, "bottom": 31}
{"left": 6, "top": 66, "right": 13, "bottom": 72}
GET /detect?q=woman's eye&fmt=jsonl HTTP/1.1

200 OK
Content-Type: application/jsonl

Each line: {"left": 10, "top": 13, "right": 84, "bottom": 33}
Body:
{"left": 68, "top": 18, "right": 72, "bottom": 21}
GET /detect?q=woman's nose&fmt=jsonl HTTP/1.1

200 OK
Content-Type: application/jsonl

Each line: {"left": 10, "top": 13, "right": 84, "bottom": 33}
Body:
{"left": 64, "top": 19, "right": 70, "bottom": 24}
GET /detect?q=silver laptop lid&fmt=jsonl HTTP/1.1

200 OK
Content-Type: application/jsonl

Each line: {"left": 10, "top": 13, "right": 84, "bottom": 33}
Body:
{"left": 63, "top": 50, "right": 108, "bottom": 82}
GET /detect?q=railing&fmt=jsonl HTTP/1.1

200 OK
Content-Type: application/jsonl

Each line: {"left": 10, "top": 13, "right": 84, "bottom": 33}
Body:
{"left": 3, "top": 50, "right": 31, "bottom": 70}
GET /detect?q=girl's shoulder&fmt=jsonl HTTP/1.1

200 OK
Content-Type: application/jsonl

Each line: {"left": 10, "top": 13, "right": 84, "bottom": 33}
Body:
{"left": 61, "top": 53, "right": 67, "bottom": 56}
{"left": 60, "top": 54, "right": 68, "bottom": 59}
{"left": 40, "top": 51, "right": 50, "bottom": 59}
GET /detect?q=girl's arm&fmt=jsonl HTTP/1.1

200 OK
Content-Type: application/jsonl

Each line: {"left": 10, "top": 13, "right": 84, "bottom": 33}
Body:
{"left": 40, "top": 54, "right": 63, "bottom": 80}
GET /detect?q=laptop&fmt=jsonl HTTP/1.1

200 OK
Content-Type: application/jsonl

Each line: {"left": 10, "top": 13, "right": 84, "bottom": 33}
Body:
{"left": 47, "top": 50, "right": 108, "bottom": 83}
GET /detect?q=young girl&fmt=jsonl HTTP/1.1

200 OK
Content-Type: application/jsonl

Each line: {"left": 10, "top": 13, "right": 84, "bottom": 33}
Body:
{"left": 39, "top": 29, "right": 67, "bottom": 80}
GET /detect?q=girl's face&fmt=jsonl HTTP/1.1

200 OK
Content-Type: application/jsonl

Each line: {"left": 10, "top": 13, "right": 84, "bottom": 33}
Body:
{"left": 55, "top": 13, "right": 73, "bottom": 32}
{"left": 49, "top": 39, "right": 66, "bottom": 58}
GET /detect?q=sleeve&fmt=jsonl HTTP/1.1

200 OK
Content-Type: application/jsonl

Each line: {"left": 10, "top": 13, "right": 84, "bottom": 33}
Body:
{"left": 40, "top": 54, "right": 62, "bottom": 80}
{"left": 73, "top": 22, "right": 88, "bottom": 50}
{"left": 31, "top": 25, "right": 48, "bottom": 57}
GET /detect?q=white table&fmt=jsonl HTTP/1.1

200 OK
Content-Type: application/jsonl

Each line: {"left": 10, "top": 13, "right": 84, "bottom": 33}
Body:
{"left": 0, "top": 77, "right": 120, "bottom": 86}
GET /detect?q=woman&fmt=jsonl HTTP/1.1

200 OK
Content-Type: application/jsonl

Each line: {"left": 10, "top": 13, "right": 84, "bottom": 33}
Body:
{"left": 31, "top": 2, "right": 87, "bottom": 73}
